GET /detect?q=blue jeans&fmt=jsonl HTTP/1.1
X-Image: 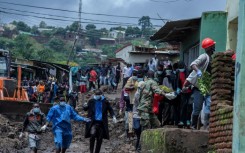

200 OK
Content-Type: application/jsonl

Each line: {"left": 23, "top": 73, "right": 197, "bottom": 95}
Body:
{"left": 108, "top": 77, "right": 116, "bottom": 87}
{"left": 100, "top": 76, "right": 107, "bottom": 85}
{"left": 192, "top": 88, "right": 204, "bottom": 116}
{"left": 192, "top": 88, "right": 211, "bottom": 115}
{"left": 204, "top": 95, "right": 211, "bottom": 114}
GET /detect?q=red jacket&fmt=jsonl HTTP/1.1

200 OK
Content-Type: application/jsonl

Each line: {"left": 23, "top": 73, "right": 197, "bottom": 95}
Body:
{"left": 89, "top": 70, "right": 97, "bottom": 82}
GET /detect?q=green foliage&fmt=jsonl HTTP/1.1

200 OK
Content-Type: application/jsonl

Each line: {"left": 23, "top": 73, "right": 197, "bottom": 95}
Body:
{"left": 131, "top": 38, "right": 146, "bottom": 46}
{"left": 37, "top": 48, "right": 55, "bottom": 62}
{"left": 110, "top": 26, "right": 126, "bottom": 31}
{"left": 198, "top": 72, "right": 211, "bottom": 96}
{"left": 13, "top": 35, "right": 37, "bottom": 59}
{"left": 138, "top": 16, "right": 152, "bottom": 31}
{"left": 86, "top": 24, "right": 96, "bottom": 30}
{"left": 125, "top": 26, "right": 141, "bottom": 37}
{"left": 31, "top": 25, "right": 40, "bottom": 35}
{"left": 55, "top": 27, "right": 66, "bottom": 36}
{"left": 86, "top": 29, "right": 101, "bottom": 47}
{"left": 100, "top": 44, "right": 123, "bottom": 58}
{"left": 67, "top": 21, "right": 80, "bottom": 32}
{"left": 0, "top": 37, "right": 15, "bottom": 50}
{"left": 41, "top": 30, "right": 54, "bottom": 38}
{"left": 100, "top": 28, "right": 109, "bottom": 37}
{"left": 14, "top": 21, "right": 31, "bottom": 32}
{"left": 48, "top": 38, "right": 65, "bottom": 51}
{"left": 39, "top": 21, "right": 47, "bottom": 28}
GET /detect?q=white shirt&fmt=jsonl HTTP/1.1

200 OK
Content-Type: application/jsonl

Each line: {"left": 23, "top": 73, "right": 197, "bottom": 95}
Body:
{"left": 123, "top": 67, "right": 131, "bottom": 78}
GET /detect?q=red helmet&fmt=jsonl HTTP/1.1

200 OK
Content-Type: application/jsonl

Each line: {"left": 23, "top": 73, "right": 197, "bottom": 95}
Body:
{"left": 202, "top": 38, "right": 216, "bottom": 49}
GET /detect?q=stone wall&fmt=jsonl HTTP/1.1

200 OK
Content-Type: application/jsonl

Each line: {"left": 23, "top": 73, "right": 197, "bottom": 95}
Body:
{"left": 209, "top": 53, "right": 235, "bottom": 153}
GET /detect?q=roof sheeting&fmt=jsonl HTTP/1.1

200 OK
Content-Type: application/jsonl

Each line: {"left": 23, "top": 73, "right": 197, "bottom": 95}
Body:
{"left": 150, "top": 18, "right": 201, "bottom": 42}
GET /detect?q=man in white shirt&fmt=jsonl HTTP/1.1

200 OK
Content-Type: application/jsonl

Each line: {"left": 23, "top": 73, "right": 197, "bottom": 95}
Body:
{"left": 122, "top": 64, "right": 132, "bottom": 88}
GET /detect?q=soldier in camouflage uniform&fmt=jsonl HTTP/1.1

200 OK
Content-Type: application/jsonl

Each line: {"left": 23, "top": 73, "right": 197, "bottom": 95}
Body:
{"left": 137, "top": 70, "right": 165, "bottom": 130}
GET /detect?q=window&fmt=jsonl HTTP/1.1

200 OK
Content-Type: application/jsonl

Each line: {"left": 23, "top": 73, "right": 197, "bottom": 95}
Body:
{"left": 184, "top": 44, "right": 199, "bottom": 68}
{"left": 0, "top": 56, "right": 7, "bottom": 77}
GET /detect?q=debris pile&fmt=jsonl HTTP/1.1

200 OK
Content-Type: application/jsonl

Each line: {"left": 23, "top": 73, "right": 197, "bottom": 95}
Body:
{"left": 209, "top": 53, "right": 235, "bottom": 153}
{"left": 0, "top": 114, "right": 25, "bottom": 153}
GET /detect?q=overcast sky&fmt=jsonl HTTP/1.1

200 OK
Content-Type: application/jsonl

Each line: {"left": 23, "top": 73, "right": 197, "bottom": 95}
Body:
{"left": 0, "top": 0, "right": 227, "bottom": 29}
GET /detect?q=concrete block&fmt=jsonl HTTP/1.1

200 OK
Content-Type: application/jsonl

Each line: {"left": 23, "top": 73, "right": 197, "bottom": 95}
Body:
{"left": 141, "top": 128, "right": 208, "bottom": 153}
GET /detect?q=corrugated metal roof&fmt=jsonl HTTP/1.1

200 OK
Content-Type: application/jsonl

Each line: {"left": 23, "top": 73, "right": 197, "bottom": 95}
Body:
{"left": 150, "top": 17, "right": 201, "bottom": 42}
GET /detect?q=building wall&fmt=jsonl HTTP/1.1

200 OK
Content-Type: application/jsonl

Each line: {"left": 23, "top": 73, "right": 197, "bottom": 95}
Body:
{"left": 226, "top": 0, "right": 239, "bottom": 22}
{"left": 129, "top": 53, "right": 179, "bottom": 64}
{"left": 226, "top": 0, "right": 239, "bottom": 50}
{"left": 180, "top": 28, "right": 200, "bottom": 66}
{"left": 115, "top": 45, "right": 133, "bottom": 64}
{"left": 200, "top": 11, "right": 227, "bottom": 54}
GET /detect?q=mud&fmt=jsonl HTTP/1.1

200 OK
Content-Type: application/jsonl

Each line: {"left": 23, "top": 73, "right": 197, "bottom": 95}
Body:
{"left": 0, "top": 91, "right": 137, "bottom": 153}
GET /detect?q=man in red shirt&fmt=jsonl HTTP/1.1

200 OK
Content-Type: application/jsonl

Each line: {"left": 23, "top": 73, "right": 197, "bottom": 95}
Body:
{"left": 89, "top": 67, "right": 97, "bottom": 91}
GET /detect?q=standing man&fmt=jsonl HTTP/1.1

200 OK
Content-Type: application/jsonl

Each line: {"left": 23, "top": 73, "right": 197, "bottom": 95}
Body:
{"left": 137, "top": 70, "right": 165, "bottom": 131}
{"left": 183, "top": 37, "right": 215, "bottom": 130}
{"left": 83, "top": 89, "right": 117, "bottom": 153}
{"left": 115, "top": 62, "right": 122, "bottom": 91}
{"left": 122, "top": 64, "right": 132, "bottom": 88}
{"left": 100, "top": 64, "right": 108, "bottom": 86}
{"left": 49, "top": 81, "right": 58, "bottom": 104}
{"left": 107, "top": 62, "right": 116, "bottom": 92}
{"left": 121, "top": 70, "right": 139, "bottom": 139}
{"left": 37, "top": 81, "right": 45, "bottom": 103}
{"left": 89, "top": 67, "right": 97, "bottom": 91}
{"left": 41, "top": 97, "right": 91, "bottom": 153}
{"left": 19, "top": 103, "right": 46, "bottom": 153}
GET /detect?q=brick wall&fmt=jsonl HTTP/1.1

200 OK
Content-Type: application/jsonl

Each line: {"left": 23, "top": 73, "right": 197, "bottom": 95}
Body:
{"left": 209, "top": 53, "right": 235, "bottom": 153}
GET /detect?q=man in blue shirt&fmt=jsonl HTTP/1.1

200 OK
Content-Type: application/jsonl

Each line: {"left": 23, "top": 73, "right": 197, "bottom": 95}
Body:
{"left": 41, "top": 97, "right": 90, "bottom": 153}
{"left": 83, "top": 89, "right": 117, "bottom": 153}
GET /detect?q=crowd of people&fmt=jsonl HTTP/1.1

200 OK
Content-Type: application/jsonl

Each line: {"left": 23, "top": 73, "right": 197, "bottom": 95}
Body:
{"left": 72, "top": 62, "right": 121, "bottom": 94}
{"left": 18, "top": 37, "right": 237, "bottom": 153}
{"left": 23, "top": 78, "right": 69, "bottom": 104}
{"left": 118, "top": 38, "right": 220, "bottom": 151}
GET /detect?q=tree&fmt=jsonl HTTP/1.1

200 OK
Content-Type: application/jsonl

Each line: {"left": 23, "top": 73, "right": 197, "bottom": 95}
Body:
{"left": 48, "top": 38, "right": 65, "bottom": 51}
{"left": 0, "top": 37, "right": 14, "bottom": 50}
{"left": 110, "top": 26, "right": 126, "bottom": 31}
{"left": 31, "top": 25, "right": 40, "bottom": 35}
{"left": 38, "top": 48, "right": 54, "bottom": 62}
{"left": 68, "top": 21, "right": 80, "bottom": 32}
{"left": 16, "top": 21, "right": 31, "bottom": 32}
{"left": 13, "top": 35, "right": 35, "bottom": 59}
{"left": 41, "top": 30, "right": 54, "bottom": 38}
{"left": 138, "top": 16, "right": 152, "bottom": 31}
{"left": 86, "top": 24, "right": 96, "bottom": 31}
{"left": 126, "top": 26, "right": 141, "bottom": 37}
{"left": 101, "top": 44, "right": 123, "bottom": 58}
{"left": 55, "top": 27, "right": 66, "bottom": 36}
{"left": 39, "top": 21, "right": 47, "bottom": 28}
{"left": 99, "top": 28, "right": 109, "bottom": 37}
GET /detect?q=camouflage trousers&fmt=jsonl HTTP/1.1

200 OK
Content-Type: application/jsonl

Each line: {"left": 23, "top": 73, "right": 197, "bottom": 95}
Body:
{"left": 139, "top": 111, "right": 160, "bottom": 131}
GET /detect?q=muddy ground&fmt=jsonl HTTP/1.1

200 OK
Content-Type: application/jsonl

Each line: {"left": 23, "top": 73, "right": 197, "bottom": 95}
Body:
{"left": 0, "top": 89, "right": 136, "bottom": 153}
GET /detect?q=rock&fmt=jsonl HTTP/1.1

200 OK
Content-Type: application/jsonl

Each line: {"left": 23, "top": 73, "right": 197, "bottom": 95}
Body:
{"left": 141, "top": 128, "right": 209, "bottom": 153}
{"left": 8, "top": 132, "right": 15, "bottom": 139}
